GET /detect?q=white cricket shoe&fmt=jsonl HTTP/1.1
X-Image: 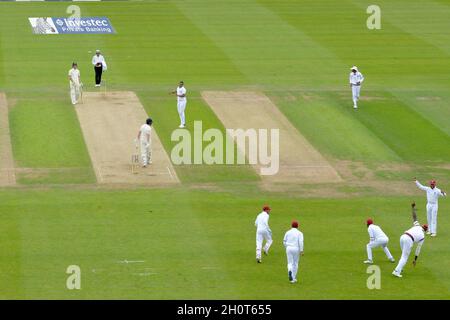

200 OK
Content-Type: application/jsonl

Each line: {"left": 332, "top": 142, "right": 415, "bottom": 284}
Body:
{"left": 179, "top": 125, "right": 185, "bottom": 128}
{"left": 353, "top": 105, "right": 358, "bottom": 109}
{"left": 426, "top": 231, "right": 431, "bottom": 235}
{"left": 431, "top": 233, "right": 437, "bottom": 237}
{"left": 290, "top": 279, "right": 297, "bottom": 284}
{"left": 389, "top": 258, "right": 395, "bottom": 263}
{"left": 363, "top": 260, "right": 373, "bottom": 264}
{"left": 392, "top": 270, "right": 402, "bottom": 278}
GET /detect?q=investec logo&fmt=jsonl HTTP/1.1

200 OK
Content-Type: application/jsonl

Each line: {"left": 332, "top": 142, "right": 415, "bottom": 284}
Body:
{"left": 57, "top": 17, "right": 112, "bottom": 32}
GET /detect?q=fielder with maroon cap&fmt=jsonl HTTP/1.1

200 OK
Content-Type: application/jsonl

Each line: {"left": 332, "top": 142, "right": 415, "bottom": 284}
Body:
{"left": 283, "top": 220, "right": 304, "bottom": 284}
{"left": 254, "top": 205, "right": 273, "bottom": 263}
{"left": 392, "top": 202, "right": 428, "bottom": 278}
{"left": 364, "top": 219, "right": 395, "bottom": 264}
{"left": 415, "top": 177, "right": 446, "bottom": 237}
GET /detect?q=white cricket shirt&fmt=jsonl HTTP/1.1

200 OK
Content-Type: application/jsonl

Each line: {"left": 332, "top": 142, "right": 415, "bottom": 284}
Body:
{"left": 283, "top": 228, "right": 304, "bottom": 251}
{"left": 139, "top": 124, "right": 152, "bottom": 142}
{"left": 415, "top": 181, "right": 446, "bottom": 204}
{"left": 255, "top": 211, "right": 270, "bottom": 232}
{"left": 92, "top": 54, "right": 106, "bottom": 67}
{"left": 68, "top": 68, "right": 80, "bottom": 85}
{"left": 349, "top": 72, "right": 364, "bottom": 85}
{"left": 405, "top": 223, "right": 425, "bottom": 243}
{"left": 176, "top": 86, "right": 187, "bottom": 102}
{"left": 368, "top": 224, "right": 388, "bottom": 241}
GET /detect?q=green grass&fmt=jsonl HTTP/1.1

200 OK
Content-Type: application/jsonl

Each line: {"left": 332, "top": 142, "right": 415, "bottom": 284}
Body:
{"left": 268, "top": 90, "right": 401, "bottom": 161}
{"left": 8, "top": 97, "right": 95, "bottom": 184}
{"left": 136, "top": 90, "right": 258, "bottom": 183}
{"left": 1, "top": 0, "right": 450, "bottom": 299}
{"left": 0, "top": 188, "right": 449, "bottom": 299}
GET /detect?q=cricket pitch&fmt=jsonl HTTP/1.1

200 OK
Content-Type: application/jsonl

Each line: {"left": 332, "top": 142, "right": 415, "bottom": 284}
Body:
{"left": 201, "top": 91, "right": 341, "bottom": 184}
{"left": 0, "top": 93, "right": 16, "bottom": 186}
{"left": 75, "top": 91, "right": 179, "bottom": 185}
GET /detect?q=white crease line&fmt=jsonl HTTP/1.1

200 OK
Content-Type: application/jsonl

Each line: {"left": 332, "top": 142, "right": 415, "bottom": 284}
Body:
{"left": 132, "top": 272, "right": 158, "bottom": 276}
{"left": 167, "top": 166, "right": 175, "bottom": 180}
{"left": 117, "top": 259, "right": 146, "bottom": 264}
{"left": 285, "top": 165, "right": 334, "bottom": 168}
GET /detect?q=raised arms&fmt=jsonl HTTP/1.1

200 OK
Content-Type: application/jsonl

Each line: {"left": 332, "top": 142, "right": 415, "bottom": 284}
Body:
{"left": 411, "top": 202, "right": 418, "bottom": 223}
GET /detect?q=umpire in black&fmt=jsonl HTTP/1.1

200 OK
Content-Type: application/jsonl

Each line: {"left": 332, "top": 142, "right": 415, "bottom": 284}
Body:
{"left": 91, "top": 49, "right": 107, "bottom": 87}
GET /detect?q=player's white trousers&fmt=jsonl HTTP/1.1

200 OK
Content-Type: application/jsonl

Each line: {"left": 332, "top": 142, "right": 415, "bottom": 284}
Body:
{"left": 426, "top": 203, "right": 438, "bottom": 234}
{"left": 256, "top": 229, "right": 272, "bottom": 260}
{"left": 70, "top": 83, "right": 80, "bottom": 105}
{"left": 177, "top": 101, "right": 186, "bottom": 126}
{"left": 352, "top": 85, "right": 361, "bottom": 106}
{"left": 394, "top": 235, "right": 413, "bottom": 274}
{"left": 140, "top": 139, "right": 152, "bottom": 165}
{"left": 286, "top": 246, "right": 300, "bottom": 280}
{"left": 366, "top": 237, "right": 393, "bottom": 261}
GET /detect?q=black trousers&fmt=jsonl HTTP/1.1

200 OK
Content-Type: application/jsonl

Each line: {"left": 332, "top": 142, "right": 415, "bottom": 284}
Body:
{"left": 94, "top": 65, "right": 103, "bottom": 85}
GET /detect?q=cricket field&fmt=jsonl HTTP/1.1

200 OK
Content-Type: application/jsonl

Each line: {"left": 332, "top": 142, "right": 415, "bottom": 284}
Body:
{"left": 0, "top": 0, "right": 450, "bottom": 299}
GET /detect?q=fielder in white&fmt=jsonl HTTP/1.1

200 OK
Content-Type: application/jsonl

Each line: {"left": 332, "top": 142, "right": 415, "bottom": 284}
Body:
{"left": 171, "top": 81, "right": 187, "bottom": 128}
{"left": 392, "top": 202, "right": 428, "bottom": 278}
{"left": 283, "top": 220, "right": 304, "bottom": 284}
{"left": 364, "top": 218, "right": 394, "bottom": 264}
{"left": 137, "top": 118, "right": 153, "bottom": 167}
{"left": 349, "top": 66, "right": 364, "bottom": 109}
{"left": 68, "top": 62, "right": 81, "bottom": 105}
{"left": 415, "top": 178, "right": 446, "bottom": 237}
{"left": 254, "top": 205, "right": 273, "bottom": 263}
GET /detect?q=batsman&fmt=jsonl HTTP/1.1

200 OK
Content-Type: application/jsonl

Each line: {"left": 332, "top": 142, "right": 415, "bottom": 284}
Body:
{"left": 68, "top": 62, "right": 82, "bottom": 105}
{"left": 137, "top": 118, "right": 153, "bottom": 167}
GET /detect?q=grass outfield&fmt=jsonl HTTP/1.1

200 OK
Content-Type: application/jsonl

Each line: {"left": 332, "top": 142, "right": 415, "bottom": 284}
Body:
{"left": 0, "top": 0, "right": 450, "bottom": 299}
{"left": 1, "top": 188, "right": 449, "bottom": 299}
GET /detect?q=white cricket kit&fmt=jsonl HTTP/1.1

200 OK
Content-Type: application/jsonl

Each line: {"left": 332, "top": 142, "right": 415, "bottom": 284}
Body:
{"left": 349, "top": 71, "right": 364, "bottom": 107}
{"left": 254, "top": 211, "right": 273, "bottom": 260}
{"left": 283, "top": 228, "right": 304, "bottom": 281}
{"left": 366, "top": 224, "right": 393, "bottom": 261}
{"left": 394, "top": 222, "right": 425, "bottom": 274}
{"left": 139, "top": 124, "right": 152, "bottom": 165}
{"left": 68, "top": 68, "right": 81, "bottom": 105}
{"left": 416, "top": 181, "right": 446, "bottom": 234}
{"left": 92, "top": 54, "right": 107, "bottom": 70}
{"left": 176, "top": 86, "right": 187, "bottom": 126}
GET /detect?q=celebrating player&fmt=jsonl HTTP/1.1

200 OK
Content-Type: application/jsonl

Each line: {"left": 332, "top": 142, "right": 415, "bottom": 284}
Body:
{"left": 415, "top": 177, "right": 446, "bottom": 237}
{"left": 392, "top": 202, "right": 428, "bottom": 278}
{"left": 364, "top": 218, "right": 395, "bottom": 264}
{"left": 254, "top": 205, "right": 273, "bottom": 263}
